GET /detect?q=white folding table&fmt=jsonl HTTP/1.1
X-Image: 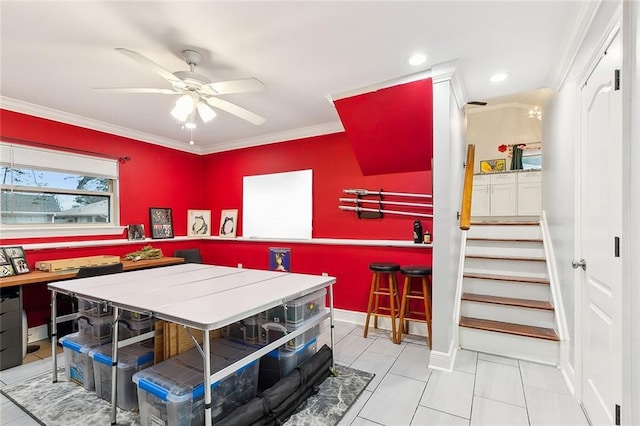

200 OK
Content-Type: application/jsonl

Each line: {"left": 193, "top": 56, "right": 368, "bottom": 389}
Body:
{"left": 48, "top": 264, "right": 336, "bottom": 425}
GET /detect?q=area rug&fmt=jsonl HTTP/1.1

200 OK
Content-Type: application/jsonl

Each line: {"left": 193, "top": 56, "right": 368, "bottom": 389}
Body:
{"left": 1, "top": 365, "right": 373, "bottom": 426}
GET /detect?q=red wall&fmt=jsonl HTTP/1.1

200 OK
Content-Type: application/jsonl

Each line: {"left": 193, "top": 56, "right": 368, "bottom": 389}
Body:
{"left": 1, "top": 110, "right": 432, "bottom": 328}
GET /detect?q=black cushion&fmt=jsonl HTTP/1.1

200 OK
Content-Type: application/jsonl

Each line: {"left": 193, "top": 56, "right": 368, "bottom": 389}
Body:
{"left": 400, "top": 265, "right": 432, "bottom": 277}
{"left": 369, "top": 262, "right": 400, "bottom": 272}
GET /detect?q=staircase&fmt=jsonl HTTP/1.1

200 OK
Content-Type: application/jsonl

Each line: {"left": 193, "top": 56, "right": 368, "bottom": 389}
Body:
{"left": 458, "top": 220, "right": 560, "bottom": 365}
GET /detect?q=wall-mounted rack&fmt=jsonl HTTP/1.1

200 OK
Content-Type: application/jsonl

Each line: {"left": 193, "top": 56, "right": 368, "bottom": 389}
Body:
{"left": 339, "top": 188, "right": 433, "bottom": 219}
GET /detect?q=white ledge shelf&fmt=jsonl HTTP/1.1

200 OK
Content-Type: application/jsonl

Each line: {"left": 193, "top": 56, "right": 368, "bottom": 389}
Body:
{"left": 22, "top": 236, "right": 432, "bottom": 251}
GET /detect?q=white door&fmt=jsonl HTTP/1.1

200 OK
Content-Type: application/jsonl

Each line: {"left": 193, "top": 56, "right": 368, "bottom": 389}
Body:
{"left": 579, "top": 30, "right": 622, "bottom": 425}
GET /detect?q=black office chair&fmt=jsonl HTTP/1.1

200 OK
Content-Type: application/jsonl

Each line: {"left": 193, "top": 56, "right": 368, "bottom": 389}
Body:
{"left": 174, "top": 248, "right": 203, "bottom": 264}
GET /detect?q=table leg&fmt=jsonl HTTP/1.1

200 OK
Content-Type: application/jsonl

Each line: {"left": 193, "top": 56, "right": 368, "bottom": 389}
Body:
{"left": 50, "top": 290, "right": 58, "bottom": 383}
{"left": 110, "top": 306, "right": 120, "bottom": 425}
{"left": 203, "top": 330, "right": 212, "bottom": 425}
{"left": 329, "top": 282, "right": 336, "bottom": 374}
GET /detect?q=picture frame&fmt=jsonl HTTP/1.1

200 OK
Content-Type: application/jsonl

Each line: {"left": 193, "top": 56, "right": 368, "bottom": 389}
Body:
{"left": 480, "top": 158, "right": 506, "bottom": 173}
{"left": 219, "top": 209, "right": 238, "bottom": 238}
{"left": 1, "top": 246, "right": 28, "bottom": 276}
{"left": 127, "top": 224, "right": 146, "bottom": 241}
{"left": 269, "top": 248, "right": 291, "bottom": 272}
{"left": 187, "top": 210, "right": 212, "bottom": 237}
{"left": 149, "top": 207, "right": 174, "bottom": 239}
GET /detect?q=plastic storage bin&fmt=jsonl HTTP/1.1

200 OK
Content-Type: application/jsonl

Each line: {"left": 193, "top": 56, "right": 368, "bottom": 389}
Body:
{"left": 59, "top": 332, "right": 106, "bottom": 390}
{"left": 90, "top": 343, "right": 154, "bottom": 410}
{"left": 119, "top": 317, "right": 155, "bottom": 341}
{"left": 258, "top": 338, "right": 317, "bottom": 390}
{"left": 133, "top": 339, "right": 259, "bottom": 426}
{"left": 77, "top": 313, "right": 112, "bottom": 343}
{"left": 78, "top": 298, "right": 112, "bottom": 317}
{"left": 225, "top": 316, "right": 259, "bottom": 346}
{"left": 284, "top": 288, "right": 326, "bottom": 325}
{"left": 282, "top": 324, "right": 320, "bottom": 352}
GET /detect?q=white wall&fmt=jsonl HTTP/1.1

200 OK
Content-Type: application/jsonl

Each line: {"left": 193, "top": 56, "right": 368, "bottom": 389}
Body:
{"left": 622, "top": 1, "right": 639, "bottom": 423}
{"left": 467, "top": 104, "right": 542, "bottom": 171}
{"left": 431, "top": 72, "right": 466, "bottom": 367}
{"left": 543, "top": 0, "right": 624, "bottom": 399}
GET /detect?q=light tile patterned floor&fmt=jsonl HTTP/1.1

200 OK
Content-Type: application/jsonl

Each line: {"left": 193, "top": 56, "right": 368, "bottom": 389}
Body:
{"left": 317, "top": 321, "right": 591, "bottom": 426}
{"left": 0, "top": 322, "right": 591, "bottom": 426}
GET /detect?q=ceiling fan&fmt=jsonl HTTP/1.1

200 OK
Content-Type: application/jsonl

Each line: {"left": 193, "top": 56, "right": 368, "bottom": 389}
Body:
{"left": 94, "top": 48, "right": 266, "bottom": 126}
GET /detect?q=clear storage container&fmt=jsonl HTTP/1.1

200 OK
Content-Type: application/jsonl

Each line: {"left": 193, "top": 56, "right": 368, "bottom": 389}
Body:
{"left": 284, "top": 288, "right": 326, "bottom": 325}
{"left": 258, "top": 338, "right": 317, "bottom": 390}
{"left": 90, "top": 343, "right": 154, "bottom": 410}
{"left": 119, "top": 317, "right": 155, "bottom": 341}
{"left": 77, "top": 313, "right": 112, "bottom": 343}
{"left": 282, "top": 324, "right": 320, "bottom": 352}
{"left": 78, "top": 298, "right": 112, "bottom": 317}
{"left": 59, "top": 332, "right": 106, "bottom": 390}
{"left": 133, "top": 339, "right": 259, "bottom": 426}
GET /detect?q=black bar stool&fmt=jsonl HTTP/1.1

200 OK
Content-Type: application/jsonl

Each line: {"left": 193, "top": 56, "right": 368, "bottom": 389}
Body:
{"left": 397, "top": 265, "right": 432, "bottom": 347}
{"left": 363, "top": 262, "right": 401, "bottom": 343}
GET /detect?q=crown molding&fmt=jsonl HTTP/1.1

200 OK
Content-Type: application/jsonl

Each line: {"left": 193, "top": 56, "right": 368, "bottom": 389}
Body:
{"left": 0, "top": 96, "right": 202, "bottom": 154}
{"left": 200, "top": 121, "right": 345, "bottom": 154}
{"left": 547, "top": 0, "right": 602, "bottom": 92}
{"left": 328, "top": 70, "right": 432, "bottom": 102}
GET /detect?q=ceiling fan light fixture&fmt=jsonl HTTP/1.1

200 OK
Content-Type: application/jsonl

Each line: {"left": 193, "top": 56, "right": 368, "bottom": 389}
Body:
{"left": 196, "top": 102, "right": 217, "bottom": 123}
{"left": 171, "top": 94, "right": 195, "bottom": 122}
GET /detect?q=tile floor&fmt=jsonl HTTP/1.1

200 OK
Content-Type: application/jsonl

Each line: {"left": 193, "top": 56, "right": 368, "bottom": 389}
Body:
{"left": 0, "top": 321, "right": 591, "bottom": 426}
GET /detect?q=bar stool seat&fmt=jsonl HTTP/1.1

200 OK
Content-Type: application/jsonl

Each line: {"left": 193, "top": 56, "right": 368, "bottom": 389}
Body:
{"left": 363, "top": 262, "right": 401, "bottom": 343}
{"left": 398, "top": 265, "right": 433, "bottom": 347}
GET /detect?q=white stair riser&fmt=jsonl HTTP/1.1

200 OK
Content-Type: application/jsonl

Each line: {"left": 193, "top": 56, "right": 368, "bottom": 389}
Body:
{"left": 465, "top": 240, "right": 544, "bottom": 258}
{"left": 461, "top": 301, "right": 555, "bottom": 329}
{"left": 463, "top": 278, "right": 550, "bottom": 301}
{"left": 459, "top": 326, "right": 558, "bottom": 365}
{"left": 464, "top": 258, "right": 548, "bottom": 278}
{"left": 468, "top": 225, "right": 541, "bottom": 239}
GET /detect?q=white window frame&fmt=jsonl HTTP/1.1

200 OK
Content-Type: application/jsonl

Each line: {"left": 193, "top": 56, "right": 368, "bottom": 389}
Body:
{"left": 0, "top": 142, "right": 123, "bottom": 239}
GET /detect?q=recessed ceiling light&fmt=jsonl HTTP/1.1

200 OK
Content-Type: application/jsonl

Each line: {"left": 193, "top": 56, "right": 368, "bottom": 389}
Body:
{"left": 489, "top": 72, "right": 510, "bottom": 83}
{"left": 408, "top": 53, "right": 427, "bottom": 66}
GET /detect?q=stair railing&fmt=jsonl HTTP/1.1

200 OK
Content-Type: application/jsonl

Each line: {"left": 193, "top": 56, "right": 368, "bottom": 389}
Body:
{"left": 459, "top": 144, "right": 475, "bottom": 230}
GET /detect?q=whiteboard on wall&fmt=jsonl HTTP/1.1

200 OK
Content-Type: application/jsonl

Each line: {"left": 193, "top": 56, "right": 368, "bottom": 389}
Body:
{"left": 242, "top": 169, "right": 312, "bottom": 239}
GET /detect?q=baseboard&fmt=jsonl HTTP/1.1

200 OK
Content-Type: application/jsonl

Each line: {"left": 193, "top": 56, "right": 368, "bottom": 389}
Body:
{"left": 429, "top": 339, "right": 456, "bottom": 372}
{"left": 332, "top": 308, "right": 428, "bottom": 337}
{"left": 27, "top": 324, "right": 48, "bottom": 344}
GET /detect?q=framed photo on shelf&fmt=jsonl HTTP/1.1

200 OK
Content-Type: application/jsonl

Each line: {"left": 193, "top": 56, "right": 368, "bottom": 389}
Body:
{"left": 480, "top": 158, "right": 506, "bottom": 173}
{"left": 219, "top": 209, "right": 238, "bottom": 238}
{"left": 149, "top": 207, "right": 174, "bottom": 239}
{"left": 127, "top": 224, "right": 146, "bottom": 241}
{"left": 1, "top": 246, "right": 29, "bottom": 275}
{"left": 187, "top": 210, "right": 211, "bottom": 237}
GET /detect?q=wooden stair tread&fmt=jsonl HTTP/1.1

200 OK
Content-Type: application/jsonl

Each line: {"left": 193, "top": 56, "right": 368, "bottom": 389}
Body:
{"left": 467, "top": 237, "right": 543, "bottom": 243}
{"left": 463, "top": 272, "right": 550, "bottom": 285}
{"left": 462, "top": 292, "right": 554, "bottom": 310}
{"left": 466, "top": 254, "right": 546, "bottom": 262}
{"left": 460, "top": 316, "right": 560, "bottom": 341}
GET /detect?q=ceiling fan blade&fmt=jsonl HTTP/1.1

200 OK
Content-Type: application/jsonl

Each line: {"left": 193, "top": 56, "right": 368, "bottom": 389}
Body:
{"left": 115, "top": 48, "right": 186, "bottom": 90}
{"left": 205, "top": 96, "right": 265, "bottom": 125}
{"left": 202, "top": 78, "right": 265, "bottom": 95}
{"left": 93, "top": 88, "right": 177, "bottom": 94}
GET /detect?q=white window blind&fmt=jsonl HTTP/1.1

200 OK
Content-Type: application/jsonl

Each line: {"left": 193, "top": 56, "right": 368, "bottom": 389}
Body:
{"left": 0, "top": 142, "right": 118, "bottom": 179}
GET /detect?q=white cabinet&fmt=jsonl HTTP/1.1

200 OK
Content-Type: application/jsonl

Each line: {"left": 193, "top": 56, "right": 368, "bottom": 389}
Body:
{"left": 517, "top": 171, "right": 542, "bottom": 215}
{"left": 471, "top": 171, "right": 541, "bottom": 217}
{"left": 489, "top": 173, "right": 517, "bottom": 216}
{"left": 471, "top": 175, "right": 491, "bottom": 216}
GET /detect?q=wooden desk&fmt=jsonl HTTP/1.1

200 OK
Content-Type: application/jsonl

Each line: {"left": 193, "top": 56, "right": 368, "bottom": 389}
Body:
{"left": 0, "top": 257, "right": 184, "bottom": 288}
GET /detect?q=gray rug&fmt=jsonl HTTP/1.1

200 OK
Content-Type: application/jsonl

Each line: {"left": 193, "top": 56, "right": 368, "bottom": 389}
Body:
{"left": 1, "top": 365, "right": 373, "bottom": 425}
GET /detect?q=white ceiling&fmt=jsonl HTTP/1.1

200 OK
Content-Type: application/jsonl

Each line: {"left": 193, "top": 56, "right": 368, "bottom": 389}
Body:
{"left": 0, "top": 1, "right": 591, "bottom": 155}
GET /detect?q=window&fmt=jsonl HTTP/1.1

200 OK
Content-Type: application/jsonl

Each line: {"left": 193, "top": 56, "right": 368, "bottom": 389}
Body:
{"left": 0, "top": 142, "right": 120, "bottom": 237}
{"left": 522, "top": 148, "right": 542, "bottom": 170}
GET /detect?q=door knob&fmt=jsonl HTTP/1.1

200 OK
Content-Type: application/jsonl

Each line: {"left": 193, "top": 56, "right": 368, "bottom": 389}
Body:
{"left": 571, "top": 258, "right": 587, "bottom": 271}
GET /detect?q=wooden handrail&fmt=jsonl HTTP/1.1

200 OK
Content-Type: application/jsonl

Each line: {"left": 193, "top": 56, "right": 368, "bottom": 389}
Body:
{"left": 459, "top": 144, "right": 476, "bottom": 230}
